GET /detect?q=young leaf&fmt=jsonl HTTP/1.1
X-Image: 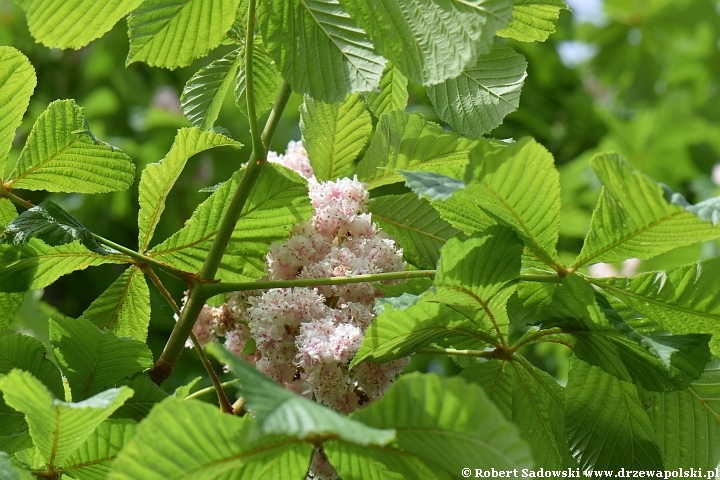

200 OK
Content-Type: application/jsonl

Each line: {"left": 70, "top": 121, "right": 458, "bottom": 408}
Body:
{"left": 9, "top": 0, "right": 143, "bottom": 49}
{"left": 368, "top": 192, "right": 461, "bottom": 270}
{"left": 138, "top": 127, "right": 241, "bottom": 252}
{"left": 462, "top": 137, "right": 562, "bottom": 269}
{"left": 573, "top": 153, "right": 720, "bottom": 268}
{"left": 0, "top": 370, "right": 133, "bottom": 468}
{"left": 594, "top": 258, "right": 720, "bottom": 355}
{"left": 113, "top": 374, "right": 169, "bottom": 420}
{"left": 427, "top": 45, "right": 527, "bottom": 137}
{"left": 149, "top": 164, "right": 312, "bottom": 282}
{"left": 355, "top": 110, "right": 479, "bottom": 189}
{"left": 366, "top": 61, "right": 408, "bottom": 117}
{"left": 1, "top": 200, "right": 108, "bottom": 254}
{"left": 50, "top": 316, "right": 153, "bottom": 400}
{"left": 207, "top": 343, "right": 396, "bottom": 446}
{"left": 180, "top": 48, "right": 243, "bottom": 130}
{"left": 258, "top": 0, "right": 385, "bottom": 102}
{"left": 0, "top": 240, "right": 128, "bottom": 292}
{"left": 299, "top": 93, "right": 372, "bottom": 180}
{"left": 565, "top": 359, "right": 663, "bottom": 471}
{"left": 80, "top": 265, "right": 151, "bottom": 342}
{"left": 53, "top": 419, "right": 136, "bottom": 479}
{"left": 0, "top": 47, "right": 35, "bottom": 170}
{"left": 325, "top": 373, "right": 534, "bottom": 478}
{"left": 126, "top": 0, "right": 241, "bottom": 69}
{"left": 235, "top": 42, "right": 280, "bottom": 118}
{"left": 640, "top": 361, "right": 720, "bottom": 470}
{"left": 496, "top": 0, "right": 568, "bottom": 42}
{"left": 6, "top": 99, "right": 135, "bottom": 193}
{"left": 109, "top": 399, "right": 313, "bottom": 480}
{"left": 401, "top": 170, "right": 465, "bottom": 201}
{"left": 340, "top": 0, "right": 513, "bottom": 85}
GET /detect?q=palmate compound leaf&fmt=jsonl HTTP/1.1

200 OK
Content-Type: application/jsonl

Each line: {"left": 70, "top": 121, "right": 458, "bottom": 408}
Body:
{"left": 0, "top": 334, "right": 64, "bottom": 454}
{"left": 367, "top": 192, "right": 461, "bottom": 270}
{"left": 594, "top": 257, "right": 720, "bottom": 355}
{"left": 0, "top": 47, "right": 35, "bottom": 171}
{"left": 138, "top": 127, "right": 241, "bottom": 253}
{"left": 9, "top": 0, "right": 143, "bottom": 49}
{"left": 126, "top": 0, "right": 241, "bottom": 69}
{"left": 299, "top": 93, "right": 372, "bottom": 180}
{"left": 1, "top": 200, "right": 108, "bottom": 254}
{"left": 208, "top": 343, "right": 395, "bottom": 450}
{"left": 458, "top": 137, "right": 563, "bottom": 270}
{"left": 181, "top": 48, "right": 243, "bottom": 130}
{"left": 427, "top": 45, "right": 527, "bottom": 138}
{"left": 339, "top": 0, "right": 513, "bottom": 86}
{"left": 6, "top": 99, "right": 135, "bottom": 194}
{"left": 365, "top": 61, "right": 408, "bottom": 118}
{"left": 352, "top": 225, "right": 522, "bottom": 367}
{"left": 545, "top": 275, "right": 711, "bottom": 392}
{"left": 259, "top": 0, "right": 385, "bottom": 103}
{"left": 325, "top": 373, "right": 534, "bottom": 479}
{"left": 496, "top": 0, "right": 568, "bottom": 42}
{"left": 0, "top": 369, "right": 132, "bottom": 468}
{"left": 565, "top": 358, "right": 663, "bottom": 471}
{"left": 79, "top": 265, "right": 151, "bottom": 342}
{"left": 49, "top": 317, "right": 153, "bottom": 400}
{"left": 108, "top": 398, "right": 313, "bottom": 480}
{"left": 573, "top": 153, "right": 720, "bottom": 269}
{"left": 354, "top": 110, "right": 479, "bottom": 189}
{"left": 148, "top": 164, "right": 312, "bottom": 282}
{"left": 640, "top": 360, "right": 720, "bottom": 470}
{"left": 461, "top": 358, "right": 576, "bottom": 469}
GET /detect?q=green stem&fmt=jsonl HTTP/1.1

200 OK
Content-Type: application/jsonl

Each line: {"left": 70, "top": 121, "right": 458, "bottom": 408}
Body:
{"left": 509, "top": 327, "right": 566, "bottom": 352}
{"left": 0, "top": 186, "right": 33, "bottom": 209}
{"left": 184, "top": 379, "right": 239, "bottom": 401}
{"left": 198, "top": 270, "right": 437, "bottom": 296}
{"left": 518, "top": 273, "right": 564, "bottom": 283}
{"left": 149, "top": 30, "right": 292, "bottom": 384}
{"left": 416, "top": 347, "right": 495, "bottom": 358}
{"left": 244, "top": 0, "right": 265, "bottom": 163}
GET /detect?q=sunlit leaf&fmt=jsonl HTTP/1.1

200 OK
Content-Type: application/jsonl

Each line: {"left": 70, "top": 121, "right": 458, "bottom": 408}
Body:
{"left": 0, "top": 47, "right": 35, "bottom": 171}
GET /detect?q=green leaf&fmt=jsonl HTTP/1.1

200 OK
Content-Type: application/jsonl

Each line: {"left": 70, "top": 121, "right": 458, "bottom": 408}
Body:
{"left": 595, "top": 258, "right": 720, "bottom": 356}
{"left": 207, "top": 343, "right": 396, "bottom": 446}
{"left": 299, "top": 93, "right": 372, "bottom": 180}
{"left": 573, "top": 153, "right": 720, "bottom": 268}
{"left": 235, "top": 42, "right": 280, "bottom": 118}
{"left": 0, "top": 370, "right": 133, "bottom": 468}
{"left": 0, "top": 335, "right": 64, "bottom": 398}
{"left": 0, "top": 240, "right": 127, "bottom": 293}
{"left": 496, "top": 0, "right": 567, "bottom": 42}
{"left": 368, "top": 193, "right": 461, "bottom": 270}
{"left": 460, "top": 360, "right": 513, "bottom": 418}
{"left": 80, "top": 266, "right": 151, "bottom": 342}
{"left": 149, "top": 164, "right": 312, "bottom": 282}
{"left": 0, "top": 452, "right": 33, "bottom": 480}
{"left": 50, "top": 317, "right": 153, "bottom": 400}
{"left": 113, "top": 374, "right": 168, "bottom": 420}
{"left": 9, "top": 0, "right": 143, "bottom": 49}
{"left": 0, "top": 292, "right": 22, "bottom": 333}
{"left": 548, "top": 275, "right": 711, "bottom": 391}
{"left": 340, "top": 0, "right": 513, "bottom": 85}
{"left": 355, "top": 110, "right": 479, "bottom": 189}
{"left": 462, "top": 137, "right": 562, "bottom": 269}
{"left": 401, "top": 171, "right": 465, "bottom": 201}
{"left": 126, "top": 0, "right": 241, "bottom": 69}
{"left": 0, "top": 47, "right": 35, "bottom": 170}
{"left": 427, "top": 45, "right": 527, "bottom": 137}
{"left": 109, "top": 398, "right": 312, "bottom": 480}
{"left": 1, "top": 200, "right": 107, "bottom": 254}
{"left": 565, "top": 359, "right": 663, "bottom": 471}
{"left": 57, "top": 419, "right": 136, "bottom": 479}
{"left": 180, "top": 48, "right": 243, "bottom": 129}
{"left": 325, "top": 373, "right": 534, "bottom": 478}
{"left": 366, "top": 61, "right": 408, "bottom": 117}
{"left": 138, "top": 127, "right": 241, "bottom": 253}
{"left": 430, "top": 194, "right": 495, "bottom": 236}
{"left": 508, "top": 359, "right": 574, "bottom": 469}
{"left": 7, "top": 99, "right": 135, "bottom": 193}
{"left": 259, "top": 0, "right": 385, "bottom": 102}
{"left": 640, "top": 361, "right": 720, "bottom": 470}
